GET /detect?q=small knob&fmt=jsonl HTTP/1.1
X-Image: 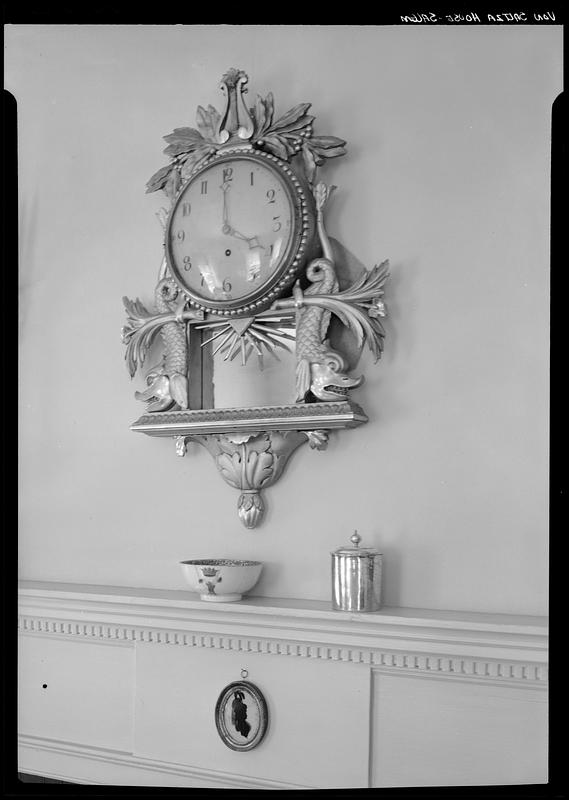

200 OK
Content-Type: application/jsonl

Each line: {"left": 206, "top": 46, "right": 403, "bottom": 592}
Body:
{"left": 350, "top": 530, "right": 361, "bottom": 547}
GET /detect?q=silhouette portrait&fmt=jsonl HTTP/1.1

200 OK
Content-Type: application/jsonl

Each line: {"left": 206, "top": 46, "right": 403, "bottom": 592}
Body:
{"left": 231, "top": 690, "right": 251, "bottom": 737}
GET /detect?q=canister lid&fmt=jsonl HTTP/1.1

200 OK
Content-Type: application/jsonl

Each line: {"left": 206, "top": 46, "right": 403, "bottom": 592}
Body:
{"left": 331, "top": 531, "right": 382, "bottom": 557}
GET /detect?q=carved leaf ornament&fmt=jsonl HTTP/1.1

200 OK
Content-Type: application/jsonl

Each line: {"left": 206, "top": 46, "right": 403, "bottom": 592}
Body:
{"left": 146, "top": 92, "right": 346, "bottom": 197}
{"left": 121, "top": 297, "right": 161, "bottom": 378}
{"left": 121, "top": 298, "right": 203, "bottom": 378}
{"left": 216, "top": 435, "right": 274, "bottom": 491}
{"left": 303, "top": 261, "right": 390, "bottom": 362}
{"left": 188, "top": 431, "right": 308, "bottom": 527}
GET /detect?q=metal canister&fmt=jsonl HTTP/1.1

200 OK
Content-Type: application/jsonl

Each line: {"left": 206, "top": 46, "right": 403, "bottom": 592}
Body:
{"left": 331, "top": 531, "right": 383, "bottom": 611}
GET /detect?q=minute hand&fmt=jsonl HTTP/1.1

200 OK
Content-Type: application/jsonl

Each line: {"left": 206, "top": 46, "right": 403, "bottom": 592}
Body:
{"left": 220, "top": 182, "right": 231, "bottom": 232}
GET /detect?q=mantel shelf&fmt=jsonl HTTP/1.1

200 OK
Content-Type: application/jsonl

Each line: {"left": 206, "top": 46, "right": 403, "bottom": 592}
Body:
{"left": 18, "top": 581, "right": 549, "bottom": 788}
{"left": 19, "top": 581, "right": 548, "bottom": 682}
{"left": 19, "top": 580, "right": 546, "bottom": 633}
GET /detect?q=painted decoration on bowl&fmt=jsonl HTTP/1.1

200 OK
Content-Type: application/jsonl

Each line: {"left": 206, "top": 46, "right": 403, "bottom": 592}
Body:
{"left": 180, "top": 559, "right": 263, "bottom": 602}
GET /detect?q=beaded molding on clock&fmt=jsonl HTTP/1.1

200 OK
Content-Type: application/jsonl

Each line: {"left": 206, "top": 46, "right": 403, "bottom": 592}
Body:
{"left": 165, "top": 147, "right": 312, "bottom": 317}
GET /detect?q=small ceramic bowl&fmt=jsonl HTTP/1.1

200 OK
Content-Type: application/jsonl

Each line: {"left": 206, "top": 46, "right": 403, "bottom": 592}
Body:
{"left": 180, "top": 559, "right": 263, "bottom": 602}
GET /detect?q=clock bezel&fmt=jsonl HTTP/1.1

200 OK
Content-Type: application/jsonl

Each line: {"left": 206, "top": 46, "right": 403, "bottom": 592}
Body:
{"left": 165, "top": 148, "right": 315, "bottom": 317}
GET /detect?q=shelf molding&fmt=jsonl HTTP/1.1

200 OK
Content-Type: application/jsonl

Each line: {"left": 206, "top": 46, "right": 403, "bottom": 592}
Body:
{"left": 18, "top": 581, "right": 548, "bottom": 689}
{"left": 130, "top": 400, "right": 368, "bottom": 437}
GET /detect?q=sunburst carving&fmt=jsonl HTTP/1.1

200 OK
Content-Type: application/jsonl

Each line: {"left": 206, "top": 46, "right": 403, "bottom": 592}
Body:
{"left": 194, "top": 313, "right": 296, "bottom": 367}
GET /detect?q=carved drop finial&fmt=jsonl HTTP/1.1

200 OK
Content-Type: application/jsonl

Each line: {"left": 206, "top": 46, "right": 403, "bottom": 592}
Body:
{"left": 238, "top": 490, "right": 264, "bottom": 529}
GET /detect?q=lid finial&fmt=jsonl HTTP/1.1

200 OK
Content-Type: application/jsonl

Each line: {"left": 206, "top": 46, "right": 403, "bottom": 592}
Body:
{"left": 350, "top": 530, "right": 361, "bottom": 547}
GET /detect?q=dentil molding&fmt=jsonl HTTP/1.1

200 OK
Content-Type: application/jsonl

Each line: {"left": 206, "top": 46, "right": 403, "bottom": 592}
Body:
{"left": 18, "top": 582, "right": 548, "bottom": 689}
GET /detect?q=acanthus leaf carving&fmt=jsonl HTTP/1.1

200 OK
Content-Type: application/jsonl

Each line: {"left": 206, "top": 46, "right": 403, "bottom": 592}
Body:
{"left": 250, "top": 92, "right": 274, "bottom": 138}
{"left": 190, "top": 431, "right": 308, "bottom": 528}
{"left": 305, "top": 430, "right": 329, "bottom": 451}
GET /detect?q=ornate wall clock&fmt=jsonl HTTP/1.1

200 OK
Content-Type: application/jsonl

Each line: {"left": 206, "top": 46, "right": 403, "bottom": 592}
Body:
{"left": 122, "top": 68, "right": 390, "bottom": 528}
{"left": 165, "top": 150, "right": 315, "bottom": 315}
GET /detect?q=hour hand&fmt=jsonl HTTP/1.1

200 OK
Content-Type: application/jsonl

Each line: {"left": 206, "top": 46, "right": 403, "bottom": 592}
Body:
{"left": 225, "top": 226, "right": 265, "bottom": 250}
{"left": 246, "top": 236, "right": 263, "bottom": 250}
{"left": 225, "top": 225, "right": 248, "bottom": 242}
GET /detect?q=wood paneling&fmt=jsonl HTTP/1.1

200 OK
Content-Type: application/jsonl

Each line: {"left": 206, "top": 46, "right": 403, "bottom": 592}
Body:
{"left": 134, "top": 643, "right": 370, "bottom": 789}
{"left": 371, "top": 672, "right": 547, "bottom": 787}
{"left": 18, "top": 582, "right": 548, "bottom": 788}
{"left": 18, "top": 634, "right": 134, "bottom": 752}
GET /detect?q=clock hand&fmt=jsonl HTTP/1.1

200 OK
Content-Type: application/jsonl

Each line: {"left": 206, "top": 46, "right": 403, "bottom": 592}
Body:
{"left": 246, "top": 235, "right": 265, "bottom": 251}
{"left": 219, "top": 183, "right": 264, "bottom": 248}
{"left": 220, "top": 182, "right": 231, "bottom": 234}
{"left": 226, "top": 226, "right": 249, "bottom": 242}
{"left": 219, "top": 184, "right": 266, "bottom": 249}
{"left": 225, "top": 224, "right": 267, "bottom": 250}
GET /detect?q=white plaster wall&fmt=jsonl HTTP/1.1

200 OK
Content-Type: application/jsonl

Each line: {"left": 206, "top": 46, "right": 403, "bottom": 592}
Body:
{"left": 10, "top": 24, "right": 559, "bottom": 614}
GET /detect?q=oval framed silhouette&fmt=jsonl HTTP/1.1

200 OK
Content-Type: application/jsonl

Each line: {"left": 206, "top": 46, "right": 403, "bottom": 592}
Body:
{"left": 214, "top": 680, "right": 269, "bottom": 751}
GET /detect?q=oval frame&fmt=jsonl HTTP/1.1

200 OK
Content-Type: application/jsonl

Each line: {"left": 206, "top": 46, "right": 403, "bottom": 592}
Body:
{"left": 214, "top": 680, "right": 269, "bottom": 751}
{"left": 165, "top": 148, "right": 316, "bottom": 317}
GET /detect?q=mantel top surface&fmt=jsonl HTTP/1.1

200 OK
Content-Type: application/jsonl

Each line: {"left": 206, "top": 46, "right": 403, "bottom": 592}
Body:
{"left": 18, "top": 580, "right": 548, "bottom": 635}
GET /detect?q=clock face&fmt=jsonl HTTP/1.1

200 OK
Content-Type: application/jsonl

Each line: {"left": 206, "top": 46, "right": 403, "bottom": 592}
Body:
{"left": 166, "top": 153, "right": 307, "bottom": 314}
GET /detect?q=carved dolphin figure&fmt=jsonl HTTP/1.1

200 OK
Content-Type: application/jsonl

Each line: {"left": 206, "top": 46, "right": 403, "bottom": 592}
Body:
{"left": 295, "top": 259, "right": 364, "bottom": 402}
{"left": 305, "top": 350, "right": 364, "bottom": 402}
{"left": 135, "top": 371, "right": 174, "bottom": 412}
{"left": 135, "top": 278, "right": 188, "bottom": 412}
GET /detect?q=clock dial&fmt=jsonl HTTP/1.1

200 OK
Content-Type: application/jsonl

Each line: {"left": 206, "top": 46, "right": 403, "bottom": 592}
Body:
{"left": 166, "top": 154, "right": 301, "bottom": 312}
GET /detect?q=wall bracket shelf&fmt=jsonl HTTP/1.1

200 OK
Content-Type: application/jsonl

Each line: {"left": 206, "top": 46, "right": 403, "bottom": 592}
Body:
{"left": 131, "top": 400, "right": 367, "bottom": 527}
